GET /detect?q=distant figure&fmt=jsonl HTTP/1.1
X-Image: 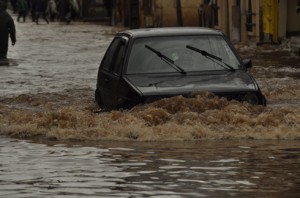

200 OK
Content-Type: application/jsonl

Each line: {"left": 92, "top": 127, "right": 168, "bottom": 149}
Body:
{"left": 10, "top": 0, "right": 17, "bottom": 13}
{"left": 48, "top": 0, "right": 58, "bottom": 21}
{"left": 69, "top": 0, "right": 79, "bottom": 19}
{"left": 31, "top": 0, "right": 36, "bottom": 22}
{"left": 0, "top": 2, "right": 16, "bottom": 60}
{"left": 65, "top": 0, "right": 79, "bottom": 23}
{"left": 58, "top": 0, "right": 70, "bottom": 22}
{"left": 17, "top": 0, "right": 28, "bottom": 22}
{"left": 35, "top": 0, "right": 49, "bottom": 24}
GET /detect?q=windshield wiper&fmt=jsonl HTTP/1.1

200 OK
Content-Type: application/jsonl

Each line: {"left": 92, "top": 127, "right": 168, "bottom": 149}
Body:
{"left": 145, "top": 45, "right": 186, "bottom": 74}
{"left": 186, "top": 45, "right": 235, "bottom": 71}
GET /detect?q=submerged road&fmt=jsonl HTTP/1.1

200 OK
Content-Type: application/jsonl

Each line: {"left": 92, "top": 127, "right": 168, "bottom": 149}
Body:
{"left": 0, "top": 11, "right": 300, "bottom": 198}
{"left": 1, "top": 17, "right": 118, "bottom": 96}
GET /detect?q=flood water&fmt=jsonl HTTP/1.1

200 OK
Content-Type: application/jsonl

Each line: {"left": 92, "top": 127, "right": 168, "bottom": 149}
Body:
{"left": 1, "top": 138, "right": 300, "bottom": 197}
{"left": 0, "top": 15, "right": 300, "bottom": 197}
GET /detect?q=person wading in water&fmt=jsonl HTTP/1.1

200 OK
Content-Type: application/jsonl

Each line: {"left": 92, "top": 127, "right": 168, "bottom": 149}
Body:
{"left": 0, "top": 1, "right": 16, "bottom": 61}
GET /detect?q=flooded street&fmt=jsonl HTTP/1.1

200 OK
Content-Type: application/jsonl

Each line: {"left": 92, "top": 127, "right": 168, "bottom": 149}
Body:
{"left": 1, "top": 138, "right": 300, "bottom": 197}
{"left": 0, "top": 14, "right": 300, "bottom": 197}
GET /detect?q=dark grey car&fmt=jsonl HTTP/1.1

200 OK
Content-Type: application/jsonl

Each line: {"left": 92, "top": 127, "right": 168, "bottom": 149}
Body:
{"left": 95, "top": 27, "right": 266, "bottom": 111}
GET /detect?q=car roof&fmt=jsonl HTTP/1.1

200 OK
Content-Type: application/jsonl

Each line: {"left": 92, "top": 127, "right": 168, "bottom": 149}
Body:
{"left": 117, "top": 27, "right": 223, "bottom": 38}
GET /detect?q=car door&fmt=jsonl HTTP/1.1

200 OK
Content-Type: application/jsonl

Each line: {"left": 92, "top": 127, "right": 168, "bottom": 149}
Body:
{"left": 98, "top": 36, "right": 128, "bottom": 109}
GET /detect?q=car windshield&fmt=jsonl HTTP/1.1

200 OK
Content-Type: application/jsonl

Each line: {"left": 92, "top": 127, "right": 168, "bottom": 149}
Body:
{"left": 126, "top": 35, "right": 241, "bottom": 74}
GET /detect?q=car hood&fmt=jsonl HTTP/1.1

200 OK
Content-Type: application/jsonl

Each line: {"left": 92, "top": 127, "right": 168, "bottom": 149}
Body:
{"left": 125, "top": 70, "right": 258, "bottom": 96}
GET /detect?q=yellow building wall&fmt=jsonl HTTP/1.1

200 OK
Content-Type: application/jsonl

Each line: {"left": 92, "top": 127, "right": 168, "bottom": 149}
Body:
{"left": 263, "top": 0, "right": 279, "bottom": 42}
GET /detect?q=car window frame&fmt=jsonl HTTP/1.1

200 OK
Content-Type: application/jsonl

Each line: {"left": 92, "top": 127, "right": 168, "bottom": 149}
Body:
{"left": 221, "top": 34, "right": 246, "bottom": 70}
{"left": 100, "top": 36, "right": 128, "bottom": 76}
{"left": 111, "top": 38, "right": 127, "bottom": 76}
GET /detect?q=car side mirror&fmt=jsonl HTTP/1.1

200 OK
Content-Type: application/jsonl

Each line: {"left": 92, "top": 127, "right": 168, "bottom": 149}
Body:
{"left": 243, "top": 59, "right": 252, "bottom": 69}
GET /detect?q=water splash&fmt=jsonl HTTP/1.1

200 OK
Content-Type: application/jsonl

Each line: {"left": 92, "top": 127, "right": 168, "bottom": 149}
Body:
{"left": 1, "top": 90, "right": 299, "bottom": 141}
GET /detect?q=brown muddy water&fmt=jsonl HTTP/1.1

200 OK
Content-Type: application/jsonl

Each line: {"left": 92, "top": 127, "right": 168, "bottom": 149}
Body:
{"left": 0, "top": 16, "right": 300, "bottom": 197}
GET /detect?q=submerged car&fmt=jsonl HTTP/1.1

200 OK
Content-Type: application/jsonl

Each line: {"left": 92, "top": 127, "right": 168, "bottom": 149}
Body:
{"left": 95, "top": 27, "right": 266, "bottom": 110}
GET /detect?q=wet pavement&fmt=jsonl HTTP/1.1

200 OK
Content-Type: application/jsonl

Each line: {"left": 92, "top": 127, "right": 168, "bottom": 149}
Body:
{"left": 1, "top": 19, "right": 119, "bottom": 97}
{"left": 0, "top": 12, "right": 300, "bottom": 197}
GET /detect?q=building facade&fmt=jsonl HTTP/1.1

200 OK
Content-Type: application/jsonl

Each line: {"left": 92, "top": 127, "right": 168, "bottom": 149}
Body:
{"left": 110, "top": 0, "right": 300, "bottom": 45}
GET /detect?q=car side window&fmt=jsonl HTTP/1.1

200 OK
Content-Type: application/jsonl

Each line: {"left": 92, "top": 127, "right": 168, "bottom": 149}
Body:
{"left": 112, "top": 41, "right": 126, "bottom": 75}
{"left": 101, "top": 38, "right": 121, "bottom": 71}
{"left": 101, "top": 37, "right": 127, "bottom": 76}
